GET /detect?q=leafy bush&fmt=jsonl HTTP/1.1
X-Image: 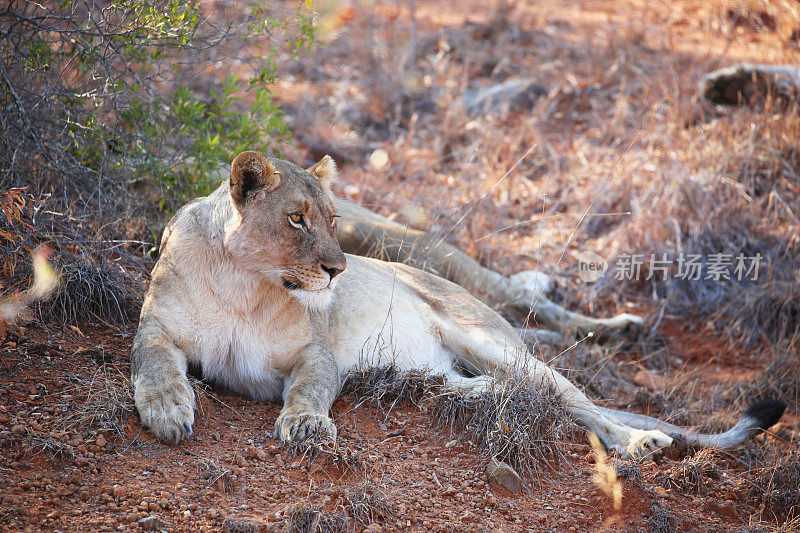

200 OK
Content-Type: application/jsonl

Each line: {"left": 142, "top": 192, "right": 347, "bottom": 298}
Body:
{"left": 1, "top": 0, "right": 316, "bottom": 208}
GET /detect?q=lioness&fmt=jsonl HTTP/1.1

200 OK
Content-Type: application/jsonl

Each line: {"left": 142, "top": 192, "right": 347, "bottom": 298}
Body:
{"left": 132, "top": 151, "right": 784, "bottom": 458}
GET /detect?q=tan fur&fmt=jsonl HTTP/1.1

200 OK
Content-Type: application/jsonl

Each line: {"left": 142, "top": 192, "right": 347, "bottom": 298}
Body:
{"left": 131, "top": 154, "right": 672, "bottom": 458}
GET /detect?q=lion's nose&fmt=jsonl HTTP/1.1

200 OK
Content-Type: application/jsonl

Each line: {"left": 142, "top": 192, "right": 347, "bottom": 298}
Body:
{"left": 321, "top": 263, "right": 345, "bottom": 280}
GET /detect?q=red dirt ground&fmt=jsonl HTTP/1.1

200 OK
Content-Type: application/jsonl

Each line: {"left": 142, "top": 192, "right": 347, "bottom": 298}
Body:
{"left": 0, "top": 320, "right": 794, "bottom": 532}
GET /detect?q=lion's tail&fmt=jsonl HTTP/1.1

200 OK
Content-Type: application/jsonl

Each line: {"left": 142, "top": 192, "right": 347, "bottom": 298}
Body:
{"left": 599, "top": 399, "right": 785, "bottom": 449}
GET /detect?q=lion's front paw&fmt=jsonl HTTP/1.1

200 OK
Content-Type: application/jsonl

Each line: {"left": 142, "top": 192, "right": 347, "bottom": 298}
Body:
{"left": 134, "top": 376, "right": 195, "bottom": 444}
{"left": 623, "top": 429, "right": 673, "bottom": 460}
{"left": 274, "top": 411, "right": 337, "bottom": 443}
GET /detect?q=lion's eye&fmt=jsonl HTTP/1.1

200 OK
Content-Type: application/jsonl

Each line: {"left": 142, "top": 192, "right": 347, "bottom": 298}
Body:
{"left": 289, "top": 212, "right": 305, "bottom": 227}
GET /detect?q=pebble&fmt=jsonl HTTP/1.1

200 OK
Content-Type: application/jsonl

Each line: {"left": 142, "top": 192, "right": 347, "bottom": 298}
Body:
{"left": 137, "top": 516, "right": 166, "bottom": 531}
{"left": 485, "top": 457, "right": 523, "bottom": 494}
{"left": 369, "top": 149, "right": 389, "bottom": 171}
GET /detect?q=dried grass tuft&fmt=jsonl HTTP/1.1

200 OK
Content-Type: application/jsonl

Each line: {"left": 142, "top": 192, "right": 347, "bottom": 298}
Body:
{"left": 750, "top": 452, "right": 800, "bottom": 522}
{"left": 661, "top": 449, "right": 721, "bottom": 495}
{"left": 285, "top": 438, "right": 361, "bottom": 474}
{"left": 60, "top": 368, "right": 134, "bottom": 440}
{"left": 197, "top": 457, "right": 235, "bottom": 494}
{"left": 431, "top": 375, "right": 577, "bottom": 483}
{"left": 40, "top": 254, "right": 141, "bottom": 325}
{"left": 288, "top": 505, "right": 350, "bottom": 533}
{"left": 341, "top": 365, "right": 445, "bottom": 412}
{"left": 648, "top": 502, "right": 676, "bottom": 533}
{"left": 344, "top": 482, "right": 394, "bottom": 528}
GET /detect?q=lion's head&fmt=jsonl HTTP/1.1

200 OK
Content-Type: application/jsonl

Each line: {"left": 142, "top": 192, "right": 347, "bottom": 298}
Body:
{"left": 223, "top": 151, "right": 346, "bottom": 309}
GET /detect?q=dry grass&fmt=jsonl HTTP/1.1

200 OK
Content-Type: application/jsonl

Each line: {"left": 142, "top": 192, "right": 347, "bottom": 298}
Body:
{"left": 40, "top": 253, "right": 141, "bottom": 326}
{"left": 26, "top": 435, "right": 77, "bottom": 463}
{"left": 344, "top": 482, "right": 394, "bottom": 528}
{"left": 288, "top": 505, "right": 350, "bottom": 533}
{"left": 749, "top": 451, "right": 800, "bottom": 523}
{"left": 661, "top": 449, "right": 721, "bottom": 495}
{"left": 197, "top": 457, "right": 235, "bottom": 494}
{"left": 284, "top": 437, "right": 361, "bottom": 474}
{"left": 340, "top": 365, "right": 444, "bottom": 412}
{"left": 648, "top": 502, "right": 677, "bottom": 533}
{"left": 430, "top": 375, "right": 577, "bottom": 484}
{"left": 549, "top": 342, "right": 635, "bottom": 398}
{"left": 59, "top": 367, "right": 134, "bottom": 440}
{"left": 734, "top": 344, "right": 800, "bottom": 412}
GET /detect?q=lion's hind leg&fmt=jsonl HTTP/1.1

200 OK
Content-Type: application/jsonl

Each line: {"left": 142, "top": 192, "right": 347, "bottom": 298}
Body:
{"left": 436, "top": 321, "right": 672, "bottom": 460}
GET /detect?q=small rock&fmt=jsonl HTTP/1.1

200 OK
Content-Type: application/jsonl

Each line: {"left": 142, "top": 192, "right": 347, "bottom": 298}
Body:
{"left": 485, "top": 457, "right": 522, "bottom": 493}
{"left": 10, "top": 424, "right": 25, "bottom": 435}
{"left": 137, "top": 516, "right": 166, "bottom": 531}
{"left": 112, "top": 485, "right": 126, "bottom": 499}
{"left": 702, "top": 64, "right": 800, "bottom": 106}
{"left": 369, "top": 149, "right": 389, "bottom": 171}
{"left": 247, "top": 447, "right": 267, "bottom": 461}
{"left": 462, "top": 78, "right": 547, "bottom": 116}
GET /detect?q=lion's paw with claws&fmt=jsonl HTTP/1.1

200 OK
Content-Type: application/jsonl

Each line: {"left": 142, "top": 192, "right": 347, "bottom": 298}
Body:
{"left": 275, "top": 412, "right": 337, "bottom": 443}
{"left": 134, "top": 377, "right": 195, "bottom": 444}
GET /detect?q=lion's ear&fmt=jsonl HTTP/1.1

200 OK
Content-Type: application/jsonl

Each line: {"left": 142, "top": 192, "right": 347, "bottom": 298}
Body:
{"left": 307, "top": 155, "right": 338, "bottom": 190}
{"left": 230, "top": 151, "right": 279, "bottom": 205}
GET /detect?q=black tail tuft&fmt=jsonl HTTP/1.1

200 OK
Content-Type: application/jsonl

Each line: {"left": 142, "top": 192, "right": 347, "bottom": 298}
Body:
{"left": 744, "top": 399, "right": 786, "bottom": 431}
